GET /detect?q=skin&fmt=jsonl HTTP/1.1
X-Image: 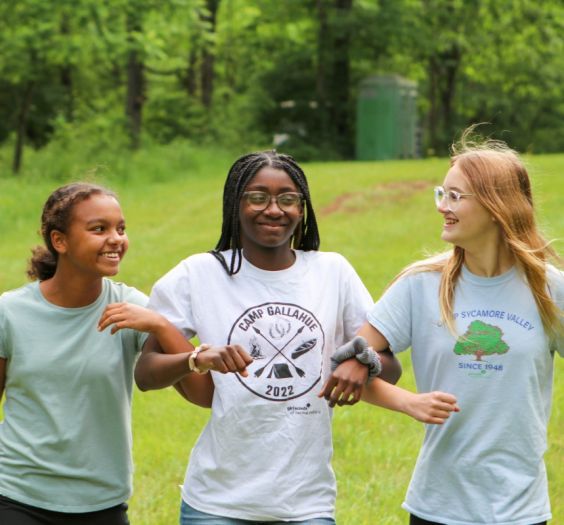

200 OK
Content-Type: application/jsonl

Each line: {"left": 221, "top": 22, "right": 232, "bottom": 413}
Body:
{"left": 238, "top": 166, "right": 304, "bottom": 270}
{"left": 131, "top": 166, "right": 400, "bottom": 408}
{"left": 438, "top": 163, "right": 514, "bottom": 277}
{"left": 42, "top": 194, "right": 129, "bottom": 307}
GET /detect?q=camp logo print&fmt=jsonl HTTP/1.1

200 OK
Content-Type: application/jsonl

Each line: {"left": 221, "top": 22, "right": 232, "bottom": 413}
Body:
{"left": 228, "top": 302, "right": 325, "bottom": 401}
{"left": 454, "top": 319, "right": 509, "bottom": 377}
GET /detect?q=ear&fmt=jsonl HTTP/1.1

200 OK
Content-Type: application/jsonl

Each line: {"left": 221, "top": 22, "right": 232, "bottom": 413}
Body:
{"left": 50, "top": 230, "right": 68, "bottom": 255}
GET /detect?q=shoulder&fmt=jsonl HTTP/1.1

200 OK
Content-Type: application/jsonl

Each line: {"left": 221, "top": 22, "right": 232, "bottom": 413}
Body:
{"left": 104, "top": 279, "right": 148, "bottom": 307}
{"left": 300, "top": 250, "right": 354, "bottom": 271}
{"left": 165, "top": 252, "right": 221, "bottom": 277}
{"left": 0, "top": 282, "right": 37, "bottom": 309}
{"left": 151, "top": 252, "right": 228, "bottom": 300}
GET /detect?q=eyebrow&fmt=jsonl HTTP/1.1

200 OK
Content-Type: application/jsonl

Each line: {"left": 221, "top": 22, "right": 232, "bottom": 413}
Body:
{"left": 85, "top": 218, "right": 125, "bottom": 226}
{"left": 444, "top": 185, "right": 469, "bottom": 193}
{"left": 245, "top": 185, "right": 299, "bottom": 193}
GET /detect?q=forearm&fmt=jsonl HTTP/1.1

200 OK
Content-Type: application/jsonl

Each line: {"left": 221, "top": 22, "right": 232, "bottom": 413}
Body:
{"left": 135, "top": 335, "right": 215, "bottom": 407}
{"left": 361, "top": 378, "right": 414, "bottom": 414}
{"left": 135, "top": 350, "right": 192, "bottom": 390}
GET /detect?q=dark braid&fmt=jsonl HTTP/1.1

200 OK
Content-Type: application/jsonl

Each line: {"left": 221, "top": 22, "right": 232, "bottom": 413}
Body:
{"left": 210, "top": 150, "right": 320, "bottom": 275}
{"left": 28, "top": 183, "right": 117, "bottom": 281}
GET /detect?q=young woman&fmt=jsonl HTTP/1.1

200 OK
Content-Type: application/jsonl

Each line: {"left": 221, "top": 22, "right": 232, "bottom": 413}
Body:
{"left": 333, "top": 135, "right": 563, "bottom": 525}
{"left": 134, "top": 151, "right": 459, "bottom": 524}
{"left": 0, "top": 183, "right": 247, "bottom": 525}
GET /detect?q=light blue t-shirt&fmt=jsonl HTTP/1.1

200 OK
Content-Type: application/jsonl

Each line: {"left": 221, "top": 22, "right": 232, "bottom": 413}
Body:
{"left": 0, "top": 279, "right": 148, "bottom": 512}
{"left": 368, "top": 265, "right": 564, "bottom": 525}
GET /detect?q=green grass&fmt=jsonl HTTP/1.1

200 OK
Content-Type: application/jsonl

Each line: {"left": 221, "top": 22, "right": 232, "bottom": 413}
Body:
{"left": 1, "top": 146, "right": 563, "bottom": 524}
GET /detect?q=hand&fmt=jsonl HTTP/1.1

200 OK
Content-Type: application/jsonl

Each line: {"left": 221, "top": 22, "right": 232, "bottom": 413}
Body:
{"left": 196, "top": 345, "right": 254, "bottom": 378}
{"left": 404, "top": 391, "right": 460, "bottom": 424}
{"left": 98, "top": 302, "right": 167, "bottom": 335}
{"left": 318, "top": 358, "right": 368, "bottom": 407}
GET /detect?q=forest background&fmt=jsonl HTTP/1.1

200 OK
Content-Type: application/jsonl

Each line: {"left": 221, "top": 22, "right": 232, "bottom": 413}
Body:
{"left": 2, "top": 0, "right": 564, "bottom": 175}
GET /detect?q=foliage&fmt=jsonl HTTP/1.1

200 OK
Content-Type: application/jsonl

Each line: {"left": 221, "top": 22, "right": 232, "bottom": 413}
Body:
{"left": 1, "top": 0, "right": 564, "bottom": 171}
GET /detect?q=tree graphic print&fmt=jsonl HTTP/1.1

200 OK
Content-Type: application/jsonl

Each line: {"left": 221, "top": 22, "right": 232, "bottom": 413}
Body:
{"left": 454, "top": 320, "right": 509, "bottom": 361}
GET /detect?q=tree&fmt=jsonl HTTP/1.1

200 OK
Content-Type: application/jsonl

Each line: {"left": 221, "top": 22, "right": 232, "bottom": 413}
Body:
{"left": 454, "top": 320, "right": 509, "bottom": 361}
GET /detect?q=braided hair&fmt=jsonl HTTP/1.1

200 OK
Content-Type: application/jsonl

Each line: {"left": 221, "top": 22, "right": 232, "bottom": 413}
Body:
{"left": 28, "top": 183, "right": 117, "bottom": 281}
{"left": 211, "top": 151, "right": 320, "bottom": 275}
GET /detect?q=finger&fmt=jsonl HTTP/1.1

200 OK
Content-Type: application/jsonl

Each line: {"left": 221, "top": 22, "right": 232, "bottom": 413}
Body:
{"left": 336, "top": 384, "right": 356, "bottom": 406}
{"left": 350, "top": 385, "right": 363, "bottom": 405}
{"left": 318, "top": 380, "right": 331, "bottom": 398}
{"left": 110, "top": 321, "right": 125, "bottom": 335}
{"left": 230, "top": 348, "right": 251, "bottom": 373}
{"left": 327, "top": 382, "right": 346, "bottom": 407}
{"left": 318, "top": 377, "right": 337, "bottom": 399}
{"left": 220, "top": 347, "right": 240, "bottom": 372}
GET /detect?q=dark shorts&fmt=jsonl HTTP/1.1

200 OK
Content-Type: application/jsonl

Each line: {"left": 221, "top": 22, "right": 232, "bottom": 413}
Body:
{"left": 0, "top": 494, "right": 129, "bottom": 525}
{"left": 410, "top": 514, "right": 546, "bottom": 525}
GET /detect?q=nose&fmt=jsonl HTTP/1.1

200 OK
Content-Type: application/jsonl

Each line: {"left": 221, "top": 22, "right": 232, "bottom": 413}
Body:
{"left": 108, "top": 228, "right": 124, "bottom": 244}
{"left": 263, "top": 197, "right": 284, "bottom": 216}
{"left": 436, "top": 197, "right": 450, "bottom": 214}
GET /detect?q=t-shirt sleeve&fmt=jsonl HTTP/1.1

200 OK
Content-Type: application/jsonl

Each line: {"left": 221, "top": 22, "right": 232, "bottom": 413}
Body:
{"left": 367, "top": 274, "right": 413, "bottom": 354}
{"left": 340, "top": 257, "right": 374, "bottom": 340}
{"left": 148, "top": 261, "right": 196, "bottom": 339}
{"left": 121, "top": 285, "right": 150, "bottom": 352}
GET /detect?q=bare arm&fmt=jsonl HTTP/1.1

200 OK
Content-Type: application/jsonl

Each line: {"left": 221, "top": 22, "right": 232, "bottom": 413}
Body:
{"left": 318, "top": 321, "right": 402, "bottom": 406}
{"left": 357, "top": 322, "right": 402, "bottom": 384}
{"left": 136, "top": 334, "right": 215, "bottom": 408}
{"left": 361, "top": 378, "right": 460, "bottom": 425}
{"left": 98, "top": 303, "right": 253, "bottom": 407}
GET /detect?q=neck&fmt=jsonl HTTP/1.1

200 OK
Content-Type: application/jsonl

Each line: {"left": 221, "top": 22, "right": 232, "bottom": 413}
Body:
{"left": 241, "top": 245, "right": 296, "bottom": 271}
{"left": 40, "top": 270, "right": 104, "bottom": 308}
{"left": 463, "top": 243, "right": 514, "bottom": 277}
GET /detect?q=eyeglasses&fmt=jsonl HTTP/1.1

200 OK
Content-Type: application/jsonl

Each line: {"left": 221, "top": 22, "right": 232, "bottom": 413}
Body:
{"left": 434, "top": 186, "right": 474, "bottom": 211}
{"left": 242, "top": 191, "right": 303, "bottom": 212}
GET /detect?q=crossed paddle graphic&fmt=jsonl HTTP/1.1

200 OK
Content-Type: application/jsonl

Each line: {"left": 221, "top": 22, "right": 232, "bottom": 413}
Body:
{"left": 253, "top": 325, "right": 317, "bottom": 378}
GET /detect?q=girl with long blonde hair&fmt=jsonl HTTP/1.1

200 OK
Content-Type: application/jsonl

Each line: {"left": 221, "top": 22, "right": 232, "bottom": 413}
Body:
{"left": 324, "top": 130, "right": 563, "bottom": 525}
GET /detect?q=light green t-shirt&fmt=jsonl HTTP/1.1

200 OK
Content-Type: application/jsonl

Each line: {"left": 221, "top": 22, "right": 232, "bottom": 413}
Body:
{"left": 0, "top": 279, "right": 148, "bottom": 512}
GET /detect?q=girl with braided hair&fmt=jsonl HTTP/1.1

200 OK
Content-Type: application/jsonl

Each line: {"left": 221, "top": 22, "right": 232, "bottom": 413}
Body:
{"left": 135, "top": 150, "right": 458, "bottom": 524}
{"left": 0, "top": 183, "right": 248, "bottom": 525}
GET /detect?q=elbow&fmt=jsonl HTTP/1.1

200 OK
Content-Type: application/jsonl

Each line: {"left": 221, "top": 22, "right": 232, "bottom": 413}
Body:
{"left": 134, "top": 365, "right": 156, "bottom": 392}
{"left": 378, "top": 349, "right": 402, "bottom": 385}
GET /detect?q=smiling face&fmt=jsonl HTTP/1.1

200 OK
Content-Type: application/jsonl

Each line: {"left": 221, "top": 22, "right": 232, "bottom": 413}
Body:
{"left": 437, "top": 163, "right": 500, "bottom": 251}
{"left": 53, "top": 194, "right": 129, "bottom": 278}
{"left": 238, "top": 166, "right": 303, "bottom": 265}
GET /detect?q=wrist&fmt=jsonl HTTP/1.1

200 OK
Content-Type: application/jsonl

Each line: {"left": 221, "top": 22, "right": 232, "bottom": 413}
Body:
{"left": 188, "top": 344, "right": 212, "bottom": 374}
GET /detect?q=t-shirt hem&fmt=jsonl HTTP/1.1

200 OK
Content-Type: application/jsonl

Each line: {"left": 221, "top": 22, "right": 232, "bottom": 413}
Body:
{"left": 183, "top": 493, "right": 335, "bottom": 521}
{"left": 402, "top": 502, "right": 552, "bottom": 525}
{"left": 0, "top": 489, "right": 130, "bottom": 514}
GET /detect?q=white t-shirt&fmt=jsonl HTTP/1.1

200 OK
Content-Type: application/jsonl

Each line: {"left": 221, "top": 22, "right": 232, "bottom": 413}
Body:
{"left": 368, "top": 264, "right": 564, "bottom": 525}
{"left": 149, "top": 250, "right": 373, "bottom": 521}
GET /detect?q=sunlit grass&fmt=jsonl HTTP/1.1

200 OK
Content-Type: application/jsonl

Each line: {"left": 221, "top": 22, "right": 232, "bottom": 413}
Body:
{"left": 1, "top": 145, "right": 563, "bottom": 524}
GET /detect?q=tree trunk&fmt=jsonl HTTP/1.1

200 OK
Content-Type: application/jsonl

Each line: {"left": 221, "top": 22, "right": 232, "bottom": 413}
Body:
{"left": 200, "top": 0, "right": 220, "bottom": 108}
{"left": 60, "top": 12, "right": 74, "bottom": 121}
{"left": 13, "top": 81, "right": 35, "bottom": 175}
{"left": 330, "top": 0, "right": 353, "bottom": 157}
{"left": 427, "top": 57, "right": 439, "bottom": 154}
{"left": 316, "top": 0, "right": 330, "bottom": 143}
{"left": 125, "top": 10, "right": 145, "bottom": 150}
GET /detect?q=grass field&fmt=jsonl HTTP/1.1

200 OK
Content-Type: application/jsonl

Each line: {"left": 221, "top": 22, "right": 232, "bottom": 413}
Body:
{"left": 1, "top": 145, "right": 563, "bottom": 524}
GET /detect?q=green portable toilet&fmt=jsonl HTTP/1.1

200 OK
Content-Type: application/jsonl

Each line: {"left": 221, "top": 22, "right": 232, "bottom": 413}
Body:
{"left": 356, "top": 75, "right": 418, "bottom": 161}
